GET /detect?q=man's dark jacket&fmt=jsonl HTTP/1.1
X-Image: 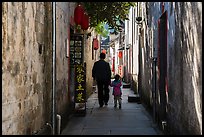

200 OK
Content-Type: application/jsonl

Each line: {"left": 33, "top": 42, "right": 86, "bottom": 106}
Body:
{"left": 92, "top": 59, "right": 111, "bottom": 82}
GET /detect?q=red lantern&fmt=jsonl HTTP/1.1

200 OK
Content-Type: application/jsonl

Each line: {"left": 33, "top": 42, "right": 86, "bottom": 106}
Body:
{"left": 81, "top": 13, "right": 89, "bottom": 30}
{"left": 102, "top": 49, "right": 106, "bottom": 54}
{"left": 118, "top": 51, "right": 123, "bottom": 58}
{"left": 74, "top": 5, "right": 84, "bottom": 25}
{"left": 93, "top": 38, "right": 99, "bottom": 50}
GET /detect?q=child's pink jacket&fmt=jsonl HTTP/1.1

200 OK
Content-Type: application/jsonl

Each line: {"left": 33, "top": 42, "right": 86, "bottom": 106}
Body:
{"left": 110, "top": 80, "right": 122, "bottom": 96}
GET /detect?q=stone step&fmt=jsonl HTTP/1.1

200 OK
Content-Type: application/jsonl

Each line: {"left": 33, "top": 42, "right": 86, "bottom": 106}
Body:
{"left": 128, "top": 94, "right": 141, "bottom": 103}
{"left": 122, "top": 83, "right": 131, "bottom": 88}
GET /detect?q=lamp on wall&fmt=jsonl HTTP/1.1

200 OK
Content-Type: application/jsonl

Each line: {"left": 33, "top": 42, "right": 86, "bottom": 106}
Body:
{"left": 136, "top": 17, "right": 142, "bottom": 22}
{"left": 135, "top": 16, "right": 143, "bottom": 25}
{"left": 135, "top": 16, "right": 144, "bottom": 34}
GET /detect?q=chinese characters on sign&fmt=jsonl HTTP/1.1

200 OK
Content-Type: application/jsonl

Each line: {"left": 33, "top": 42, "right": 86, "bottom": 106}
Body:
{"left": 70, "top": 34, "right": 84, "bottom": 65}
{"left": 70, "top": 34, "right": 86, "bottom": 115}
{"left": 75, "top": 64, "right": 86, "bottom": 104}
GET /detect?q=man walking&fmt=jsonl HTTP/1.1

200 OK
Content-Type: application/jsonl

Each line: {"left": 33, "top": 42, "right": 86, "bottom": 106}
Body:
{"left": 92, "top": 53, "right": 111, "bottom": 107}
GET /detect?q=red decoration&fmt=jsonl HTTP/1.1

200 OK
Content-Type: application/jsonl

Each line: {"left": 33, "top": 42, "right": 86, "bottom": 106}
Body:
{"left": 118, "top": 51, "right": 123, "bottom": 58}
{"left": 102, "top": 49, "right": 106, "bottom": 54}
{"left": 112, "top": 57, "right": 115, "bottom": 72}
{"left": 74, "top": 5, "right": 85, "bottom": 25}
{"left": 81, "top": 13, "right": 89, "bottom": 30}
{"left": 93, "top": 38, "right": 99, "bottom": 50}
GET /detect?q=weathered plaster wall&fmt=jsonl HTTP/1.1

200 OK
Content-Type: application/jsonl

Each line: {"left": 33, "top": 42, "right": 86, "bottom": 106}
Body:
{"left": 145, "top": 2, "right": 202, "bottom": 135}
{"left": 167, "top": 2, "right": 202, "bottom": 135}
{"left": 84, "top": 31, "right": 97, "bottom": 97}
{"left": 138, "top": 2, "right": 154, "bottom": 108}
{"left": 2, "top": 2, "right": 78, "bottom": 135}
{"left": 2, "top": 2, "right": 52, "bottom": 134}
{"left": 54, "top": 2, "right": 76, "bottom": 131}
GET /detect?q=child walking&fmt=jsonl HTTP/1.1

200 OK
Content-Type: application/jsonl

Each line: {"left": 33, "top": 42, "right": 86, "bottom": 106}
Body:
{"left": 110, "top": 74, "right": 122, "bottom": 109}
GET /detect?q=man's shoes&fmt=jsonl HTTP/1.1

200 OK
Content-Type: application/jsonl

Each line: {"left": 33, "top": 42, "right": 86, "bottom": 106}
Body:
{"left": 105, "top": 102, "right": 108, "bottom": 106}
{"left": 99, "top": 105, "right": 103, "bottom": 108}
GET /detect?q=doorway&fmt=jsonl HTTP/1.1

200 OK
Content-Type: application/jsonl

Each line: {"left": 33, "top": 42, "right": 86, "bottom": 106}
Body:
{"left": 157, "top": 11, "right": 168, "bottom": 123}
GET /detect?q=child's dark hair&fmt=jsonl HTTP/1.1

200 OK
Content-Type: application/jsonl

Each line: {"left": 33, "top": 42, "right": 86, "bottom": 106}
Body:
{"left": 114, "top": 74, "right": 120, "bottom": 81}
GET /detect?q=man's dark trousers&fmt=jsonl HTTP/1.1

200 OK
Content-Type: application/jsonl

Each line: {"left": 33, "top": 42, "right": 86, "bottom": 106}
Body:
{"left": 97, "top": 80, "right": 110, "bottom": 106}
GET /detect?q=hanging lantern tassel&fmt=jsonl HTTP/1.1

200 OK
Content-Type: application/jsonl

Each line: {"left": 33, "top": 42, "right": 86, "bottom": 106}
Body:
{"left": 74, "top": 4, "right": 85, "bottom": 25}
{"left": 81, "top": 13, "right": 89, "bottom": 30}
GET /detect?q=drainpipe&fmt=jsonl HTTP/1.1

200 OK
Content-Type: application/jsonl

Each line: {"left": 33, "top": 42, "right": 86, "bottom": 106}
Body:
{"left": 56, "top": 114, "right": 61, "bottom": 135}
{"left": 153, "top": 57, "right": 157, "bottom": 123}
{"left": 52, "top": 2, "right": 56, "bottom": 135}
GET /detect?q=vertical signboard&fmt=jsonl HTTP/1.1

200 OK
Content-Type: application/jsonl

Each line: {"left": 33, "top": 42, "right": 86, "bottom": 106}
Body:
{"left": 74, "top": 63, "right": 86, "bottom": 115}
{"left": 69, "top": 34, "right": 86, "bottom": 115}
{"left": 75, "top": 64, "right": 86, "bottom": 103}
{"left": 70, "top": 34, "right": 84, "bottom": 65}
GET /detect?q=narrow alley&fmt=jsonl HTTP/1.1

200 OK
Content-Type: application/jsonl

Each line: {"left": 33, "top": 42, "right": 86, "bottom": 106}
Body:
{"left": 61, "top": 83, "right": 162, "bottom": 135}
{"left": 2, "top": 2, "right": 202, "bottom": 135}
